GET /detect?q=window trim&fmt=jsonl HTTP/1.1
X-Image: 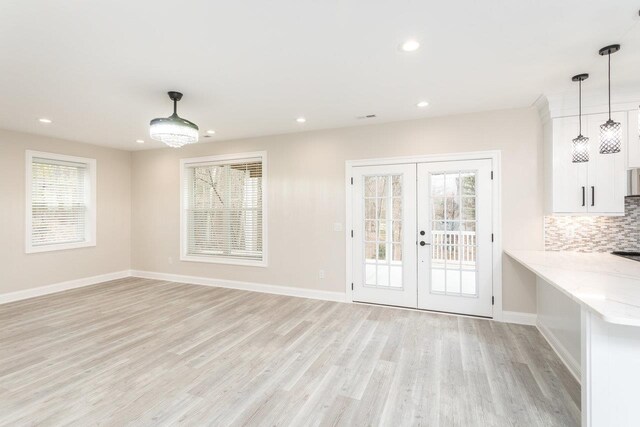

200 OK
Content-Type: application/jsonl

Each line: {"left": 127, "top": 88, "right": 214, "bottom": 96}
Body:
{"left": 180, "top": 151, "right": 268, "bottom": 267}
{"left": 25, "top": 150, "right": 97, "bottom": 254}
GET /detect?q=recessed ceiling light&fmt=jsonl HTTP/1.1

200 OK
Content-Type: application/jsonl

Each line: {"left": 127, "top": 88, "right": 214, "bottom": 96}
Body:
{"left": 400, "top": 39, "right": 420, "bottom": 52}
{"left": 136, "top": 139, "right": 145, "bottom": 144}
{"left": 38, "top": 118, "right": 52, "bottom": 124}
{"left": 206, "top": 129, "right": 215, "bottom": 134}
{"left": 417, "top": 101, "right": 429, "bottom": 108}
{"left": 296, "top": 117, "right": 306, "bottom": 123}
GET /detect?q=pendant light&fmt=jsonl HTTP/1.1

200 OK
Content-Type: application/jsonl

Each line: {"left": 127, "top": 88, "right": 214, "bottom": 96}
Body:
{"left": 571, "top": 73, "right": 590, "bottom": 163}
{"left": 150, "top": 91, "right": 199, "bottom": 148}
{"left": 598, "top": 44, "right": 621, "bottom": 154}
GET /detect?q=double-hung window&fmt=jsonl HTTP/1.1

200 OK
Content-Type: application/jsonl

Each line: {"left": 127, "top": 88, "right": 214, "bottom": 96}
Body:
{"left": 26, "top": 151, "right": 96, "bottom": 253}
{"left": 181, "top": 152, "right": 267, "bottom": 266}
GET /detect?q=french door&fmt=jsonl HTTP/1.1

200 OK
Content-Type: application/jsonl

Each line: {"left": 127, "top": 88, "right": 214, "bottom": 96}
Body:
{"left": 352, "top": 164, "right": 418, "bottom": 308}
{"left": 352, "top": 158, "right": 494, "bottom": 318}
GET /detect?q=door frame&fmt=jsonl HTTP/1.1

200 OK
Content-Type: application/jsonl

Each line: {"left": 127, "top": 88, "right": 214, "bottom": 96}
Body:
{"left": 345, "top": 150, "right": 503, "bottom": 321}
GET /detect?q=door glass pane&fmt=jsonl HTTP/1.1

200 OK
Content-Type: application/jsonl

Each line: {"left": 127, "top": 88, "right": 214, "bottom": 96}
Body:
{"left": 362, "top": 174, "right": 403, "bottom": 289}
{"left": 430, "top": 171, "right": 478, "bottom": 297}
{"left": 365, "top": 242, "right": 376, "bottom": 261}
{"left": 392, "top": 176, "right": 402, "bottom": 196}
{"left": 432, "top": 197, "right": 445, "bottom": 220}
{"left": 365, "top": 177, "right": 377, "bottom": 198}
{"left": 365, "top": 199, "right": 376, "bottom": 219}
{"left": 365, "top": 220, "right": 376, "bottom": 242}
{"left": 365, "top": 264, "right": 376, "bottom": 285}
{"left": 431, "top": 174, "right": 445, "bottom": 196}
{"left": 392, "top": 221, "right": 402, "bottom": 243}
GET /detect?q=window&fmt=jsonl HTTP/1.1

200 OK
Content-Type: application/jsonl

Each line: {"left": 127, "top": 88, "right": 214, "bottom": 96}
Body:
{"left": 26, "top": 151, "right": 96, "bottom": 253}
{"left": 181, "top": 152, "right": 266, "bottom": 266}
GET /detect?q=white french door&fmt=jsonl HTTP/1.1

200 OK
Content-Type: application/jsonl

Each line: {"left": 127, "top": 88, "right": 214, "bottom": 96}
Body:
{"left": 351, "top": 158, "right": 494, "bottom": 318}
{"left": 417, "top": 159, "right": 493, "bottom": 317}
{"left": 352, "top": 164, "right": 417, "bottom": 308}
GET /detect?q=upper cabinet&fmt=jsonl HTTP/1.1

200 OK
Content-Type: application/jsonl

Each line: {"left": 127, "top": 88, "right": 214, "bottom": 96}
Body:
{"left": 629, "top": 108, "right": 640, "bottom": 169}
{"left": 546, "top": 111, "right": 628, "bottom": 215}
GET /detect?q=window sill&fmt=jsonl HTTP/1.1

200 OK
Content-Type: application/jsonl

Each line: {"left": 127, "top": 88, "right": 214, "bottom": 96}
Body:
{"left": 26, "top": 240, "right": 96, "bottom": 254}
{"left": 180, "top": 255, "right": 268, "bottom": 268}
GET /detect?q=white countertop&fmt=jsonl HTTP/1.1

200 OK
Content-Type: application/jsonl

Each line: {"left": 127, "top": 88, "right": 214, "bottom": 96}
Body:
{"left": 505, "top": 250, "right": 640, "bottom": 327}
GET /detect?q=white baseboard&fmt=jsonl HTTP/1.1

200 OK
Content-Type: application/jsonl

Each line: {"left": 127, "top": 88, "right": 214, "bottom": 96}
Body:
{"left": 502, "top": 310, "right": 537, "bottom": 326}
{"left": 131, "top": 270, "right": 347, "bottom": 303}
{"left": 537, "top": 320, "right": 581, "bottom": 383}
{"left": 0, "top": 270, "right": 132, "bottom": 304}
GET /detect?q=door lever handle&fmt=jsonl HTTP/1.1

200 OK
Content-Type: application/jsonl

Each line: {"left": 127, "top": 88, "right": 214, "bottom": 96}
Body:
{"left": 419, "top": 241, "right": 430, "bottom": 246}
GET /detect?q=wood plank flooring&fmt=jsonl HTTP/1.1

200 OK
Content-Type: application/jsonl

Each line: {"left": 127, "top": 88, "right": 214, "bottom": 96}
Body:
{"left": 0, "top": 277, "right": 580, "bottom": 426}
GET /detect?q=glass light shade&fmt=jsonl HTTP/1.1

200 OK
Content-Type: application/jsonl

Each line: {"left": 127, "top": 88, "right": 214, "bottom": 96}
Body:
{"left": 599, "top": 119, "right": 621, "bottom": 154}
{"left": 572, "top": 134, "right": 589, "bottom": 163}
{"left": 150, "top": 114, "right": 199, "bottom": 148}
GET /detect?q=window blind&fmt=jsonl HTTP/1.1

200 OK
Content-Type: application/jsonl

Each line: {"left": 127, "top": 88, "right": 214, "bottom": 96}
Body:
{"left": 31, "top": 157, "right": 89, "bottom": 247}
{"left": 184, "top": 158, "right": 263, "bottom": 262}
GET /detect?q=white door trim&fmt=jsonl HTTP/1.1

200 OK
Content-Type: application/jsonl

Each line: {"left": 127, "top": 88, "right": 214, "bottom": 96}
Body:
{"left": 345, "top": 150, "right": 503, "bottom": 321}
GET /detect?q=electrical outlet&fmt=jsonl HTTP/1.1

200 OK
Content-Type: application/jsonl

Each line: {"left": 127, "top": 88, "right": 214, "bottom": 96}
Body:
{"left": 319, "top": 269, "right": 325, "bottom": 279}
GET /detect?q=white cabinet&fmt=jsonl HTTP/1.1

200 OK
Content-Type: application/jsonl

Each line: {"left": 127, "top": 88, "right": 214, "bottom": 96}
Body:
{"left": 547, "top": 111, "right": 627, "bottom": 215}
{"left": 629, "top": 109, "right": 640, "bottom": 168}
{"left": 551, "top": 116, "right": 588, "bottom": 213}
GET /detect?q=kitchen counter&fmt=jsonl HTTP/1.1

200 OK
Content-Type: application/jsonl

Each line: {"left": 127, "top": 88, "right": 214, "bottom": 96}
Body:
{"left": 506, "top": 250, "right": 640, "bottom": 327}
{"left": 506, "top": 249, "right": 640, "bottom": 426}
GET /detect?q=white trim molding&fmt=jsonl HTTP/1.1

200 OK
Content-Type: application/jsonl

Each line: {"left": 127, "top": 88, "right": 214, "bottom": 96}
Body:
{"left": 179, "top": 151, "right": 268, "bottom": 268}
{"left": 537, "top": 319, "right": 581, "bottom": 383}
{"left": 502, "top": 310, "right": 537, "bottom": 326}
{"left": 131, "top": 270, "right": 346, "bottom": 303}
{"left": 25, "top": 150, "right": 97, "bottom": 254}
{"left": 0, "top": 270, "right": 130, "bottom": 304}
{"left": 345, "top": 150, "right": 503, "bottom": 320}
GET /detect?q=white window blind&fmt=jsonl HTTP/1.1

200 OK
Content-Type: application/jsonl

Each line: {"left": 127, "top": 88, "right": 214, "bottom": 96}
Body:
{"left": 26, "top": 151, "right": 96, "bottom": 253}
{"left": 182, "top": 153, "right": 265, "bottom": 265}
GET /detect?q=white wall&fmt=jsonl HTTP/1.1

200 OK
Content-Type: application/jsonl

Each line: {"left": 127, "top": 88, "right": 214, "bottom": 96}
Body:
{"left": 0, "top": 130, "right": 132, "bottom": 294}
{"left": 132, "top": 107, "right": 544, "bottom": 313}
{"left": 537, "top": 277, "right": 581, "bottom": 380}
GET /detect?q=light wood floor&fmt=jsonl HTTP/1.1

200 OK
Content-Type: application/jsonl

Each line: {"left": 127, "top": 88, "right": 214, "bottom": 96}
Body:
{"left": 0, "top": 277, "right": 580, "bottom": 426}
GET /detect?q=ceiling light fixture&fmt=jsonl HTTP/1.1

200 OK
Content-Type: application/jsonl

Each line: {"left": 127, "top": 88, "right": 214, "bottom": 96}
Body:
{"left": 598, "top": 44, "right": 621, "bottom": 154}
{"left": 136, "top": 139, "right": 145, "bottom": 144}
{"left": 571, "top": 73, "right": 589, "bottom": 163}
{"left": 150, "top": 91, "right": 199, "bottom": 148}
{"left": 296, "top": 117, "right": 306, "bottom": 123}
{"left": 38, "top": 118, "right": 52, "bottom": 124}
{"left": 417, "top": 101, "right": 429, "bottom": 108}
{"left": 206, "top": 129, "right": 215, "bottom": 134}
{"left": 400, "top": 39, "right": 420, "bottom": 52}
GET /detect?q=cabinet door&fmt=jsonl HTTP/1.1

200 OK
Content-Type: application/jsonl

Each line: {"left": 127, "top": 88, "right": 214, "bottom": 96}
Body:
{"left": 586, "top": 112, "right": 627, "bottom": 214}
{"left": 552, "top": 116, "right": 588, "bottom": 213}
{"left": 629, "top": 109, "right": 640, "bottom": 169}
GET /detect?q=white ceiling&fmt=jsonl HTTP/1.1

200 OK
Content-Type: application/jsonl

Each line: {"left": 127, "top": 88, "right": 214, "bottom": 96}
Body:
{"left": 1, "top": 0, "right": 639, "bottom": 151}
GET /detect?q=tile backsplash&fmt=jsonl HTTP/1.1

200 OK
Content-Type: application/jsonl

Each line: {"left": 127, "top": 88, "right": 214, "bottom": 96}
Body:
{"left": 544, "top": 197, "right": 640, "bottom": 252}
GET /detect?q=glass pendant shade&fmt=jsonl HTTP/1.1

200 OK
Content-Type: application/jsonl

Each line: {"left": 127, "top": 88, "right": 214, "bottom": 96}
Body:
{"left": 150, "top": 115, "right": 199, "bottom": 148}
{"left": 599, "top": 119, "right": 621, "bottom": 154}
{"left": 149, "top": 91, "right": 199, "bottom": 148}
{"left": 572, "top": 134, "right": 589, "bottom": 163}
{"left": 598, "top": 44, "right": 621, "bottom": 155}
{"left": 571, "top": 73, "right": 589, "bottom": 163}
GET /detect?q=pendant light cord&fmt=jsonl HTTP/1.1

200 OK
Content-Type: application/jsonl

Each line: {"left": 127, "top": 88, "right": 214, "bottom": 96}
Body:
{"left": 608, "top": 52, "right": 611, "bottom": 120}
{"left": 579, "top": 79, "right": 582, "bottom": 133}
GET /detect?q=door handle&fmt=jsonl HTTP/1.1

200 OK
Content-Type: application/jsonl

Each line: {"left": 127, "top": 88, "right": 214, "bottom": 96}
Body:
{"left": 582, "top": 186, "right": 585, "bottom": 207}
{"left": 419, "top": 241, "right": 430, "bottom": 246}
{"left": 591, "top": 186, "right": 595, "bottom": 207}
